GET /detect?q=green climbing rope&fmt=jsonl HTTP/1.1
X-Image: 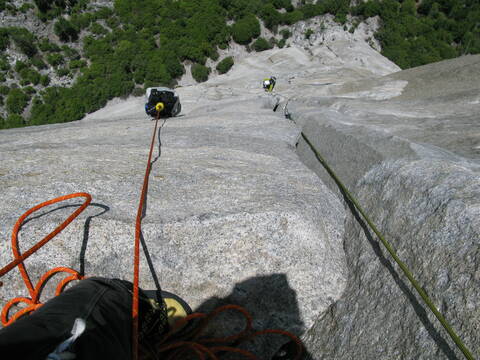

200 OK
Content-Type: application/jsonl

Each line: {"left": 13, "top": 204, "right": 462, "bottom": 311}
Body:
{"left": 301, "top": 132, "right": 475, "bottom": 360}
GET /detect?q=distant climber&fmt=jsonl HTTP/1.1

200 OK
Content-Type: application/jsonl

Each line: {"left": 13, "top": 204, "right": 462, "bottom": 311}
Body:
{"left": 263, "top": 76, "right": 277, "bottom": 92}
{"left": 145, "top": 87, "right": 182, "bottom": 118}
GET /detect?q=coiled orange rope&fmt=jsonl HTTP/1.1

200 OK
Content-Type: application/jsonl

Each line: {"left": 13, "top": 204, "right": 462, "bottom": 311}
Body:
{"left": 141, "top": 304, "right": 303, "bottom": 360}
{"left": 0, "top": 192, "right": 91, "bottom": 326}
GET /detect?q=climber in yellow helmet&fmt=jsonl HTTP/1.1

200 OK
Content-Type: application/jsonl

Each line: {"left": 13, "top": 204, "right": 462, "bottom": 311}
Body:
{"left": 262, "top": 76, "right": 277, "bottom": 92}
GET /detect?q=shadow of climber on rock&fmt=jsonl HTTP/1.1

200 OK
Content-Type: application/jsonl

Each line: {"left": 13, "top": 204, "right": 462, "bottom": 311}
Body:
{"left": 193, "top": 273, "right": 311, "bottom": 360}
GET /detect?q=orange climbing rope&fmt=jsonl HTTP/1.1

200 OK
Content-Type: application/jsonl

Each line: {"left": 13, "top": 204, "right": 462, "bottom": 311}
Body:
{"left": 150, "top": 304, "right": 304, "bottom": 360}
{"left": 131, "top": 111, "right": 304, "bottom": 360}
{"left": 0, "top": 192, "right": 91, "bottom": 326}
{"left": 133, "top": 110, "right": 161, "bottom": 360}
{"left": 0, "top": 108, "right": 160, "bottom": 345}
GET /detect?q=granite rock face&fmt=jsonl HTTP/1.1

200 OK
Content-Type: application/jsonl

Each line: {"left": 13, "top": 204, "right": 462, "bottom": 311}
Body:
{"left": 302, "top": 159, "right": 479, "bottom": 359}
{"left": 290, "top": 55, "right": 480, "bottom": 359}
{"left": 0, "top": 67, "right": 347, "bottom": 348}
{"left": 1, "top": 15, "right": 479, "bottom": 359}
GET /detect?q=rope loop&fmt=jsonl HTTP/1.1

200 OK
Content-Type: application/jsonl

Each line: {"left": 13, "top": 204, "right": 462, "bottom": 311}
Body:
{"left": 0, "top": 193, "right": 91, "bottom": 326}
{"left": 149, "top": 304, "right": 303, "bottom": 360}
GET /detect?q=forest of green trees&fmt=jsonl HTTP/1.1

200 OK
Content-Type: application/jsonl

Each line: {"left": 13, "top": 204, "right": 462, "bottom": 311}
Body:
{"left": 0, "top": 0, "right": 478, "bottom": 129}
{"left": 353, "top": 0, "right": 480, "bottom": 68}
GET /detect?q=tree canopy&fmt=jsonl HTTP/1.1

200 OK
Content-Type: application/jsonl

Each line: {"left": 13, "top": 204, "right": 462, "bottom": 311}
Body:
{"left": 351, "top": 0, "right": 479, "bottom": 68}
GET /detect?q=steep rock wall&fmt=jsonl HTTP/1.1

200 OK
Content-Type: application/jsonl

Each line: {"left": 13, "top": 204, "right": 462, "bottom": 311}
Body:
{"left": 290, "top": 56, "right": 480, "bottom": 359}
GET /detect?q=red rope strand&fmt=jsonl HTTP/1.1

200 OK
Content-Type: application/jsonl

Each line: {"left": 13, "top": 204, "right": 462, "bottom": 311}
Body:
{"left": 133, "top": 112, "right": 161, "bottom": 360}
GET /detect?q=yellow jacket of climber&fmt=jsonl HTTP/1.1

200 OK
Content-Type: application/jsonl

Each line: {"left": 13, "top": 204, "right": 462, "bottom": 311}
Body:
{"left": 262, "top": 76, "right": 276, "bottom": 92}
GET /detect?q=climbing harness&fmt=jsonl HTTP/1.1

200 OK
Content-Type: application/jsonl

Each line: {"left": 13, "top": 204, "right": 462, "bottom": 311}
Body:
{"left": 0, "top": 102, "right": 303, "bottom": 360}
{"left": 281, "top": 105, "right": 474, "bottom": 360}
